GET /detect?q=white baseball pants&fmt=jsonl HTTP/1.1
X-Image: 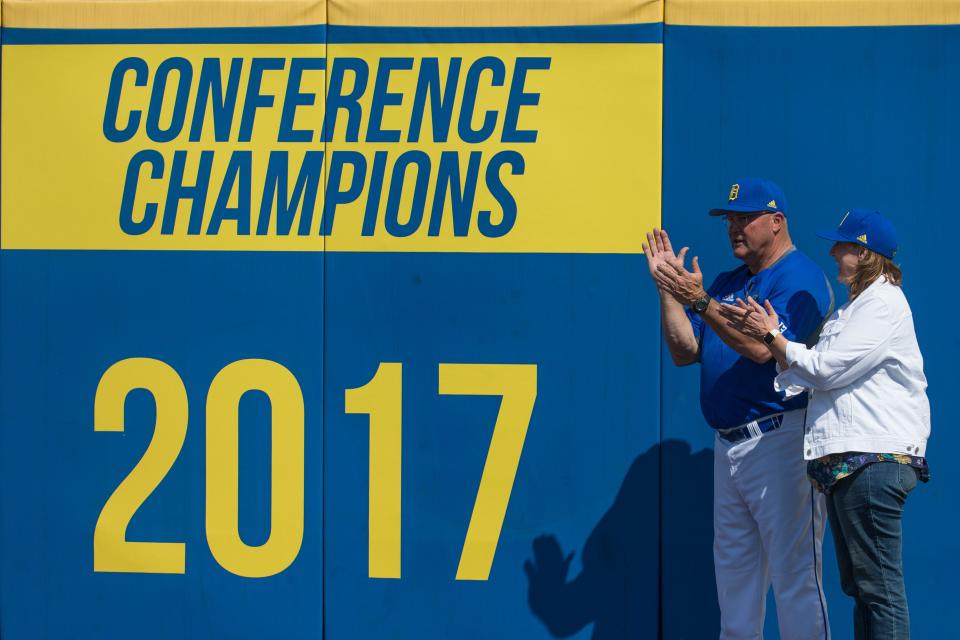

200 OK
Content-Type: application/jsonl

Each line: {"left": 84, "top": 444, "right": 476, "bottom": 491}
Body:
{"left": 713, "top": 409, "right": 830, "bottom": 640}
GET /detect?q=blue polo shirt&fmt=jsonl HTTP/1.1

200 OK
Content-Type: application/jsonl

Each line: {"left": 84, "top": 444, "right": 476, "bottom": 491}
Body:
{"left": 688, "top": 248, "right": 834, "bottom": 430}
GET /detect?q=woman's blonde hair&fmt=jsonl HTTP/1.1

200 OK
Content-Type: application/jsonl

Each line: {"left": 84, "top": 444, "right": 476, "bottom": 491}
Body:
{"left": 849, "top": 248, "right": 902, "bottom": 299}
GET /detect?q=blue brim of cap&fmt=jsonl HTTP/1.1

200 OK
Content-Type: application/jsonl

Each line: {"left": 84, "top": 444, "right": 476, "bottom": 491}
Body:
{"left": 708, "top": 202, "right": 777, "bottom": 216}
{"left": 815, "top": 229, "right": 856, "bottom": 243}
{"left": 817, "top": 229, "right": 895, "bottom": 258}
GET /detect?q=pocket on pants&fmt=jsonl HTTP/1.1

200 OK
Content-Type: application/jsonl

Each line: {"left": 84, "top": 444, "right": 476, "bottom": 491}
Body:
{"left": 898, "top": 464, "right": 918, "bottom": 494}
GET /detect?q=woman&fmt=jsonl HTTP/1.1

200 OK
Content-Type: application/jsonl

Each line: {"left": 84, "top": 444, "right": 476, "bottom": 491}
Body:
{"left": 718, "top": 209, "right": 930, "bottom": 640}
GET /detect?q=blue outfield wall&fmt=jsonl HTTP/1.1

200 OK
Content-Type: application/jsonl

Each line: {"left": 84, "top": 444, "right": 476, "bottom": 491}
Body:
{"left": 1, "top": 1, "right": 958, "bottom": 638}
{"left": 323, "top": 253, "right": 658, "bottom": 639}
{"left": 0, "top": 0, "right": 665, "bottom": 636}
{"left": 662, "top": 22, "right": 958, "bottom": 639}
{"left": 0, "top": 251, "right": 657, "bottom": 639}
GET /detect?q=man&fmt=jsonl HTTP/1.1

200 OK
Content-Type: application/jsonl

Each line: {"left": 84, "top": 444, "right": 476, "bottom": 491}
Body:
{"left": 645, "top": 178, "right": 834, "bottom": 640}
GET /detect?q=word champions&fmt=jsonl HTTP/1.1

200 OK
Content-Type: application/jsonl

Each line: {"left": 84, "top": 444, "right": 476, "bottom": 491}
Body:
{"left": 104, "top": 55, "right": 551, "bottom": 239}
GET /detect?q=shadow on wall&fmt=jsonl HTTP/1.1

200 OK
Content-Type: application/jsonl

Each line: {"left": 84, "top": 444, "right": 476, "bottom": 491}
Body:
{"left": 523, "top": 440, "right": 718, "bottom": 639}
{"left": 660, "top": 441, "right": 719, "bottom": 640}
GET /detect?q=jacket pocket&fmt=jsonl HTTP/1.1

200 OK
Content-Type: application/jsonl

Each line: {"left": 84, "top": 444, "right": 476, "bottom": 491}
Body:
{"left": 806, "top": 391, "right": 845, "bottom": 440}
{"left": 825, "top": 387, "right": 854, "bottom": 439}
{"left": 837, "top": 388, "right": 854, "bottom": 424}
{"left": 814, "top": 317, "right": 846, "bottom": 350}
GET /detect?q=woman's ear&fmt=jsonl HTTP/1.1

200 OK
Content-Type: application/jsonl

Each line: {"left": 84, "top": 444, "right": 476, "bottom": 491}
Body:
{"left": 858, "top": 247, "right": 869, "bottom": 261}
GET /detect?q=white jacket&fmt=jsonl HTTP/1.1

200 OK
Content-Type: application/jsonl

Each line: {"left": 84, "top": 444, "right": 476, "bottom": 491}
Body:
{"left": 775, "top": 276, "right": 930, "bottom": 460}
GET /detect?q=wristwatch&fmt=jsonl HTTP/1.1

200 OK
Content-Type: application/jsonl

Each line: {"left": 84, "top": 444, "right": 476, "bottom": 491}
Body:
{"left": 763, "top": 328, "right": 781, "bottom": 345}
{"left": 690, "top": 294, "right": 712, "bottom": 314}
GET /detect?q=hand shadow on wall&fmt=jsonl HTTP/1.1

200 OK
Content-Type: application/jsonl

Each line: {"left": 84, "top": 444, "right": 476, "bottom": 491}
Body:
{"left": 523, "top": 440, "right": 718, "bottom": 639}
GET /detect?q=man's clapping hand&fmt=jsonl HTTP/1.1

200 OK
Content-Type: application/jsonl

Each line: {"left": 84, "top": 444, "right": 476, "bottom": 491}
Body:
{"left": 643, "top": 229, "right": 707, "bottom": 305}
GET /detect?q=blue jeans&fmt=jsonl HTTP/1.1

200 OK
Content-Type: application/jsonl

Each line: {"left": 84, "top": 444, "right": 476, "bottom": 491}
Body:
{"left": 826, "top": 461, "right": 918, "bottom": 640}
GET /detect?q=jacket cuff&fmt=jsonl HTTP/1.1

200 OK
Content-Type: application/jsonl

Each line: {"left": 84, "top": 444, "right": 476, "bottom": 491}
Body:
{"left": 784, "top": 340, "right": 804, "bottom": 366}
{"left": 773, "top": 370, "right": 807, "bottom": 399}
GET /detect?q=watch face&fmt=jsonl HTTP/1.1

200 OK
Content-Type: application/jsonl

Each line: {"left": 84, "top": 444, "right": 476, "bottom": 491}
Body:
{"left": 694, "top": 297, "right": 709, "bottom": 312}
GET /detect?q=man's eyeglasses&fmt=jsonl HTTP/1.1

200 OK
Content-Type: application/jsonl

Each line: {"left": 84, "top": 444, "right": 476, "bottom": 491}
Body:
{"left": 722, "top": 212, "right": 772, "bottom": 229}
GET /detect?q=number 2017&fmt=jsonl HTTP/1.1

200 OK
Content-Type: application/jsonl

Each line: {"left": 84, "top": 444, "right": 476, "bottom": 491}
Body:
{"left": 94, "top": 358, "right": 536, "bottom": 581}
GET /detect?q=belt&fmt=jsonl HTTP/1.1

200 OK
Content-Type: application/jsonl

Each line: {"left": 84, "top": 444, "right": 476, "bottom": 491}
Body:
{"left": 717, "top": 413, "right": 785, "bottom": 445}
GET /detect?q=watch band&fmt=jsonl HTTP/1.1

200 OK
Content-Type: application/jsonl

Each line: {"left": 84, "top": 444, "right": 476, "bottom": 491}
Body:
{"left": 691, "top": 294, "right": 711, "bottom": 314}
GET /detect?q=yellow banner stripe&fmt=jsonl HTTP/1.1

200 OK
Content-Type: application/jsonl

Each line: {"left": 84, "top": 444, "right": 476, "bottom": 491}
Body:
{"left": 0, "top": 0, "right": 326, "bottom": 29}
{"left": 6, "top": 0, "right": 959, "bottom": 31}
{"left": 0, "top": 0, "right": 663, "bottom": 30}
{"left": 328, "top": 0, "right": 663, "bottom": 27}
{"left": 665, "top": 0, "right": 960, "bottom": 27}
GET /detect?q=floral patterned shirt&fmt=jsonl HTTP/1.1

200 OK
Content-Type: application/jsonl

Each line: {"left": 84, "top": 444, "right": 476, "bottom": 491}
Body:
{"left": 807, "top": 452, "right": 930, "bottom": 495}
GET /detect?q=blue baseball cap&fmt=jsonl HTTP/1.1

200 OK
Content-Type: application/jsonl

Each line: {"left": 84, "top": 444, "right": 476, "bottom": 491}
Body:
{"left": 709, "top": 177, "right": 788, "bottom": 216}
{"left": 816, "top": 209, "right": 898, "bottom": 259}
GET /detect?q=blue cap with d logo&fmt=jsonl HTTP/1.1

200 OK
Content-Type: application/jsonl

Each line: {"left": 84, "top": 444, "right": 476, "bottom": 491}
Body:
{"left": 816, "top": 209, "right": 898, "bottom": 259}
{"left": 709, "top": 177, "right": 788, "bottom": 216}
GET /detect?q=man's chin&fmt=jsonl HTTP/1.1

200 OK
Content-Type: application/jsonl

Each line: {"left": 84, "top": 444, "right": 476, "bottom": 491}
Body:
{"left": 731, "top": 244, "right": 750, "bottom": 259}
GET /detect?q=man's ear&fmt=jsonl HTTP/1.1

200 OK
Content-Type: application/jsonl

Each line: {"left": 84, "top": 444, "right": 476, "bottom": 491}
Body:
{"left": 772, "top": 212, "right": 786, "bottom": 232}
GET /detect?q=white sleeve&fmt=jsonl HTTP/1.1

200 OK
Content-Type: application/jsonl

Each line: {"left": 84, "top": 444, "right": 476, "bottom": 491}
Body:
{"left": 783, "top": 294, "right": 898, "bottom": 391}
{"left": 773, "top": 348, "right": 813, "bottom": 398}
